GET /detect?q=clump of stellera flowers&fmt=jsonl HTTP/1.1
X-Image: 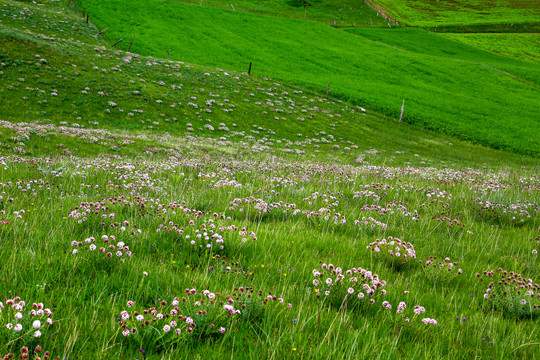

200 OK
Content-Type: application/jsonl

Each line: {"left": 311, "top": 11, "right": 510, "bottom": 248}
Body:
{"left": 207, "top": 255, "right": 253, "bottom": 278}
{"left": 421, "top": 256, "right": 463, "bottom": 283}
{"left": 312, "top": 263, "right": 387, "bottom": 310}
{"left": 71, "top": 234, "right": 132, "bottom": 262}
{"left": 382, "top": 301, "right": 437, "bottom": 327}
{"left": 478, "top": 268, "right": 539, "bottom": 319}
{"left": 1, "top": 297, "right": 54, "bottom": 359}
{"left": 367, "top": 236, "right": 416, "bottom": 269}
{"left": 118, "top": 287, "right": 291, "bottom": 347}
{"left": 2, "top": 346, "right": 55, "bottom": 360}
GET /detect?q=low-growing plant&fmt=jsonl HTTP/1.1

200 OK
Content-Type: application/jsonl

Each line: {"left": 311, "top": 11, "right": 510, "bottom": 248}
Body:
{"left": 478, "top": 268, "right": 540, "bottom": 319}
{"left": 421, "top": 256, "right": 463, "bottom": 283}
{"left": 312, "top": 263, "right": 387, "bottom": 310}
{"left": 367, "top": 236, "right": 416, "bottom": 270}
{"left": 71, "top": 234, "right": 132, "bottom": 262}
{"left": 118, "top": 287, "right": 290, "bottom": 349}
{"left": 0, "top": 298, "right": 54, "bottom": 357}
{"left": 2, "top": 346, "right": 56, "bottom": 360}
{"left": 382, "top": 301, "right": 438, "bottom": 328}
{"left": 206, "top": 255, "right": 253, "bottom": 279}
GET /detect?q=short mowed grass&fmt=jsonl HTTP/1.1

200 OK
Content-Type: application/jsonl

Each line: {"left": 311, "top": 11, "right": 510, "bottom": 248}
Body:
{"left": 442, "top": 33, "right": 540, "bottom": 64}
{"left": 79, "top": 0, "right": 540, "bottom": 157}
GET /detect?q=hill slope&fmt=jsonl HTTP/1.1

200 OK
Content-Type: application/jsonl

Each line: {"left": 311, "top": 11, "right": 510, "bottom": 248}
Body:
{"left": 78, "top": 0, "right": 540, "bottom": 156}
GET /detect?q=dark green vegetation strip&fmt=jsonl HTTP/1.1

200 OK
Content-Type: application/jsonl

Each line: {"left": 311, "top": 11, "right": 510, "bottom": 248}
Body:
{"left": 173, "top": 0, "right": 390, "bottom": 28}
{"left": 79, "top": 0, "right": 540, "bottom": 156}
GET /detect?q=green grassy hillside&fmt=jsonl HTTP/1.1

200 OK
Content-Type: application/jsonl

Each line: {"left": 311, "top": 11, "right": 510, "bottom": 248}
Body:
{"left": 70, "top": 0, "right": 540, "bottom": 157}
{"left": 3, "top": 2, "right": 533, "bottom": 167}
{"left": 367, "top": 0, "right": 540, "bottom": 27}
{"left": 175, "top": 0, "right": 389, "bottom": 28}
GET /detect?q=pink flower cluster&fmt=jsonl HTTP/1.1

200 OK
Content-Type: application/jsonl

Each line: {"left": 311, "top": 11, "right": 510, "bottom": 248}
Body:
{"left": 382, "top": 300, "right": 436, "bottom": 326}
{"left": 118, "top": 287, "right": 291, "bottom": 344}
{"left": 71, "top": 235, "right": 132, "bottom": 261}
{"left": 367, "top": 236, "right": 416, "bottom": 265}
{"left": 313, "top": 263, "right": 387, "bottom": 308}
{"left": 0, "top": 297, "right": 53, "bottom": 339}
{"left": 422, "top": 256, "right": 463, "bottom": 282}
{"left": 479, "top": 268, "right": 539, "bottom": 318}
{"left": 2, "top": 345, "right": 51, "bottom": 360}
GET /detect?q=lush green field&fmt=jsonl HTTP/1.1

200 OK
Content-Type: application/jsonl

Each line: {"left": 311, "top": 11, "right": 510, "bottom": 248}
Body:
{"left": 69, "top": 0, "right": 540, "bottom": 157}
{"left": 173, "top": 0, "right": 389, "bottom": 28}
{"left": 368, "top": 0, "right": 540, "bottom": 27}
{"left": 1, "top": 1, "right": 539, "bottom": 359}
{"left": 442, "top": 33, "right": 540, "bottom": 64}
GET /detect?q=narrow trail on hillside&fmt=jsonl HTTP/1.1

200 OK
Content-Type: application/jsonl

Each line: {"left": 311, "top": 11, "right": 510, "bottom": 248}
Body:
{"left": 362, "top": 0, "right": 400, "bottom": 25}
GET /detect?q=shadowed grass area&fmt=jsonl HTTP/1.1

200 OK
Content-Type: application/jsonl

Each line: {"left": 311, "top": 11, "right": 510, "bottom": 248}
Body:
{"left": 173, "top": 0, "right": 390, "bottom": 28}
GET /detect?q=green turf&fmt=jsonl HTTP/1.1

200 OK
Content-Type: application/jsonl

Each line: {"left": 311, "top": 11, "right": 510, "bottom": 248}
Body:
{"left": 172, "top": 0, "right": 390, "bottom": 28}
{"left": 442, "top": 33, "right": 540, "bottom": 64}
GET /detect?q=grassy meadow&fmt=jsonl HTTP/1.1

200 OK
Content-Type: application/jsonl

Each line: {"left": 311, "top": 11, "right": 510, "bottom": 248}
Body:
{"left": 367, "top": 0, "right": 540, "bottom": 27}
{"left": 0, "top": 0, "right": 539, "bottom": 359}
{"left": 174, "top": 0, "right": 389, "bottom": 28}
{"left": 442, "top": 33, "right": 540, "bottom": 64}
{"left": 74, "top": 0, "right": 540, "bottom": 157}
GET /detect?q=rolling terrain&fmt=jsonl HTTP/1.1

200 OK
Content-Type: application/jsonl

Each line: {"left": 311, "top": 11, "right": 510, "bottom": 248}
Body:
{"left": 0, "top": 0, "right": 538, "bottom": 359}
{"left": 73, "top": 0, "right": 540, "bottom": 156}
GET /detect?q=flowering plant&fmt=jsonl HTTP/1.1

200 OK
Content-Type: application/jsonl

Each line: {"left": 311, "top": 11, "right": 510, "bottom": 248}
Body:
{"left": 421, "top": 256, "right": 463, "bottom": 283}
{"left": 478, "top": 268, "right": 539, "bottom": 319}
{"left": 206, "top": 255, "right": 253, "bottom": 278}
{"left": 118, "top": 287, "right": 290, "bottom": 348}
{"left": 367, "top": 236, "right": 416, "bottom": 269}
{"left": 0, "top": 297, "right": 54, "bottom": 359}
{"left": 71, "top": 234, "right": 132, "bottom": 262}
{"left": 312, "top": 263, "right": 387, "bottom": 310}
{"left": 2, "top": 346, "right": 54, "bottom": 360}
{"left": 158, "top": 218, "right": 257, "bottom": 256}
{"left": 382, "top": 301, "right": 437, "bottom": 328}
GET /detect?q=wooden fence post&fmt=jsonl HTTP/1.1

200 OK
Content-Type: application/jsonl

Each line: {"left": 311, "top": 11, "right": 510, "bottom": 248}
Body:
{"left": 399, "top": 99, "right": 405, "bottom": 123}
{"left": 96, "top": 27, "right": 110, "bottom": 37}
{"left": 248, "top": 62, "right": 252, "bottom": 75}
{"left": 325, "top": 83, "right": 330, "bottom": 99}
{"left": 168, "top": 49, "right": 171, "bottom": 61}
{"left": 112, "top": 38, "right": 123, "bottom": 47}
{"left": 128, "top": 35, "right": 134, "bottom": 52}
